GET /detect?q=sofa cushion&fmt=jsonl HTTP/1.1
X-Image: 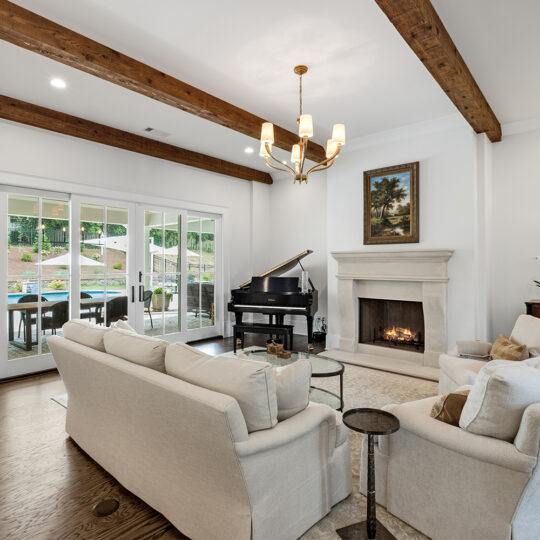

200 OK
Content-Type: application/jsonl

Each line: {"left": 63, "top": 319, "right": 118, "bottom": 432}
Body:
{"left": 103, "top": 328, "right": 167, "bottom": 372}
{"left": 511, "top": 315, "right": 540, "bottom": 357}
{"left": 62, "top": 319, "right": 109, "bottom": 352}
{"left": 459, "top": 360, "right": 540, "bottom": 441}
{"left": 491, "top": 334, "right": 528, "bottom": 361}
{"left": 166, "top": 344, "right": 278, "bottom": 433}
{"left": 456, "top": 340, "right": 492, "bottom": 358}
{"left": 430, "top": 389, "right": 470, "bottom": 426}
{"left": 274, "top": 359, "right": 311, "bottom": 421}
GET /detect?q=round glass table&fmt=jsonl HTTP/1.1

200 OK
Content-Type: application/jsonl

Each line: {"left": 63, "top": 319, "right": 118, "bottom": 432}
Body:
{"left": 242, "top": 348, "right": 344, "bottom": 411}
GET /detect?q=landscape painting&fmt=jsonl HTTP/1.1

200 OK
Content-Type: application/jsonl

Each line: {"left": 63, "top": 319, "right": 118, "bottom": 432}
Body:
{"left": 363, "top": 162, "right": 419, "bottom": 244}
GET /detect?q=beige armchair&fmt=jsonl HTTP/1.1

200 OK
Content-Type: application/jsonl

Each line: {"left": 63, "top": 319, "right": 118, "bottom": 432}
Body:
{"left": 360, "top": 391, "right": 540, "bottom": 540}
{"left": 439, "top": 315, "right": 540, "bottom": 394}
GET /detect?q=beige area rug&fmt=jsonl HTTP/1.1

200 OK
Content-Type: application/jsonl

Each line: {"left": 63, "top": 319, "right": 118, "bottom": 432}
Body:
{"left": 302, "top": 362, "right": 438, "bottom": 540}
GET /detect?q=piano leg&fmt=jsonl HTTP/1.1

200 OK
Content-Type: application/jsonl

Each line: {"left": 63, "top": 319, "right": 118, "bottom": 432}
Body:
{"left": 235, "top": 313, "right": 243, "bottom": 349}
{"left": 307, "top": 316, "right": 314, "bottom": 351}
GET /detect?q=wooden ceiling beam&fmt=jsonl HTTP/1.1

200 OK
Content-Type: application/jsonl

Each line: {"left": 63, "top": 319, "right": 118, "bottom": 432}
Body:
{"left": 374, "top": 0, "right": 501, "bottom": 142}
{"left": 0, "top": 95, "right": 273, "bottom": 184}
{"left": 0, "top": 0, "right": 326, "bottom": 161}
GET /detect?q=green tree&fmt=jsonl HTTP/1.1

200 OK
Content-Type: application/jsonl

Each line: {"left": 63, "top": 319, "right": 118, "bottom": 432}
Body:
{"left": 371, "top": 177, "right": 407, "bottom": 220}
{"left": 33, "top": 232, "right": 52, "bottom": 253}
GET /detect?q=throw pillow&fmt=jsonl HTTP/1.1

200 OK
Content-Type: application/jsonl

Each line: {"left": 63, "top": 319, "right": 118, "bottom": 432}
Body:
{"left": 166, "top": 344, "right": 278, "bottom": 433}
{"left": 430, "top": 389, "right": 470, "bottom": 426}
{"left": 491, "top": 334, "right": 528, "bottom": 361}
{"left": 459, "top": 360, "right": 540, "bottom": 441}
{"left": 511, "top": 314, "right": 540, "bottom": 357}
{"left": 110, "top": 319, "right": 136, "bottom": 332}
{"left": 274, "top": 359, "right": 312, "bottom": 421}
{"left": 62, "top": 319, "right": 109, "bottom": 352}
{"left": 456, "top": 340, "right": 492, "bottom": 358}
{"left": 103, "top": 328, "right": 167, "bottom": 372}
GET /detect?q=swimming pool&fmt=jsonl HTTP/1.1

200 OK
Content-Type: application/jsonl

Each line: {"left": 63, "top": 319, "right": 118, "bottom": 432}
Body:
{"left": 8, "top": 290, "right": 122, "bottom": 304}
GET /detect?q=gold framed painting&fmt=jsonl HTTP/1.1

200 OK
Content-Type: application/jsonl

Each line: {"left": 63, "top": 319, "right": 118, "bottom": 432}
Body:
{"left": 363, "top": 161, "right": 419, "bottom": 245}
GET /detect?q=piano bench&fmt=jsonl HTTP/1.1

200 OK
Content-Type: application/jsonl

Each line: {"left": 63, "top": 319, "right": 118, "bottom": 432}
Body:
{"left": 233, "top": 323, "right": 294, "bottom": 353}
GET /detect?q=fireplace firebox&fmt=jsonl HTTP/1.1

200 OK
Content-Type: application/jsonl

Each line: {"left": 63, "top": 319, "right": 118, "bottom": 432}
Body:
{"left": 359, "top": 298, "right": 425, "bottom": 352}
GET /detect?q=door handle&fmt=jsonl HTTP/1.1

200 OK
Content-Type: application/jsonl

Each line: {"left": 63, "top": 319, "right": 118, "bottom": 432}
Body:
{"left": 131, "top": 285, "right": 135, "bottom": 303}
{"left": 139, "top": 285, "right": 144, "bottom": 302}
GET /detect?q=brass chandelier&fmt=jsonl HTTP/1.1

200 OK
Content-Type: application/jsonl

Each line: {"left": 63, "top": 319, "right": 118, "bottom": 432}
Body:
{"left": 259, "top": 65, "right": 345, "bottom": 184}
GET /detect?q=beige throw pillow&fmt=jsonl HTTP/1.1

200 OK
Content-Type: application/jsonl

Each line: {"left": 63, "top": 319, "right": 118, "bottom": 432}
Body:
{"left": 430, "top": 389, "right": 470, "bottom": 426}
{"left": 62, "top": 319, "right": 109, "bottom": 352}
{"left": 110, "top": 319, "right": 136, "bottom": 332}
{"left": 274, "top": 359, "right": 312, "bottom": 421}
{"left": 491, "top": 334, "right": 528, "bottom": 361}
{"left": 459, "top": 360, "right": 540, "bottom": 441}
{"left": 511, "top": 314, "right": 540, "bottom": 357}
{"left": 103, "top": 328, "right": 167, "bottom": 372}
{"left": 166, "top": 344, "right": 278, "bottom": 433}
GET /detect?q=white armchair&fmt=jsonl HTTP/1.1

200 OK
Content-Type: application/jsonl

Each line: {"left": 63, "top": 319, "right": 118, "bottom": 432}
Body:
{"left": 360, "top": 392, "right": 540, "bottom": 540}
{"left": 439, "top": 315, "right": 540, "bottom": 394}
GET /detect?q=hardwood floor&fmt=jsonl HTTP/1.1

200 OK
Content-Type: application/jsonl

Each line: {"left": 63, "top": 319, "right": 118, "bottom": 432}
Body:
{"left": 0, "top": 334, "right": 324, "bottom": 539}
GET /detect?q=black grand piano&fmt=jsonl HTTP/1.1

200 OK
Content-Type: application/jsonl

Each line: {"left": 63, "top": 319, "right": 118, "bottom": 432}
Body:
{"left": 228, "top": 250, "right": 318, "bottom": 350}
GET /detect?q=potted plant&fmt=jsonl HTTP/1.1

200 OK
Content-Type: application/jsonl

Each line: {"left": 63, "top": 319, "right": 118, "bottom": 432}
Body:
{"left": 152, "top": 287, "right": 173, "bottom": 311}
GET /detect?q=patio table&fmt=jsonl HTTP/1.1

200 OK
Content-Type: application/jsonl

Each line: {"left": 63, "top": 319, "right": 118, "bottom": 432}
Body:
{"left": 8, "top": 297, "right": 106, "bottom": 351}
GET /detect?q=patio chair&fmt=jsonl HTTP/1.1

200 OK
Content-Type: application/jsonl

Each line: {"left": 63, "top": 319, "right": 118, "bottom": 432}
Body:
{"left": 96, "top": 296, "right": 128, "bottom": 327}
{"left": 17, "top": 294, "right": 47, "bottom": 340}
{"left": 42, "top": 301, "right": 70, "bottom": 335}
{"left": 79, "top": 291, "right": 100, "bottom": 322}
{"left": 143, "top": 289, "right": 153, "bottom": 328}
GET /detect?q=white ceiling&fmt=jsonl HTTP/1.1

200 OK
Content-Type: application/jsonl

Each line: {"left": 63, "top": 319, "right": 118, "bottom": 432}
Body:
{"left": 2, "top": 0, "right": 539, "bottom": 173}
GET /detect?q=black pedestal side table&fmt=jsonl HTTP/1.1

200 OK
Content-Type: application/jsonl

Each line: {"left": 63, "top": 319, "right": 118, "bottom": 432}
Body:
{"left": 336, "top": 408, "right": 400, "bottom": 540}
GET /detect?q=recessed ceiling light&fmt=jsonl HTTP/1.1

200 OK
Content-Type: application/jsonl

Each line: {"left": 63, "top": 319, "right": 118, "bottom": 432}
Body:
{"left": 50, "top": 78, "right": 67, "bottom": 89}
{"left": 244, "top": 147, "right": 254, "bottom": 154}
{"left": 282, "top": 161, "right": 287, "bottom": 165}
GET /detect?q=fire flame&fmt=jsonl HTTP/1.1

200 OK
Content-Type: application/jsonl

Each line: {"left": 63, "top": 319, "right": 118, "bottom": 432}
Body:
{"left": 383, "top": 326, "right": 416, "bottom": 342}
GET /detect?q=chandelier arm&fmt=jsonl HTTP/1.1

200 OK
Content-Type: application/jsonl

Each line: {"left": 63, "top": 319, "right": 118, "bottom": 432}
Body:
{"left": 264, "top": 157, "right": 294, "bottom": 174}
{"left": 306, "top": 148, "right": 341, "bottom": 175}
{"left": 300, "top": 137, "right": 307, "bottom": 174}
{"left": 265, "top": 143, "right": 296, "bottom": 174}
{"left": 307, "top": 159, "right": 335, "bottom": 174}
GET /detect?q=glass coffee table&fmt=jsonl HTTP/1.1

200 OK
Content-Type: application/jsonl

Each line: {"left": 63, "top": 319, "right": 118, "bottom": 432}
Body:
{"left": 242, "top": 348, "right": 344, "bottom": 411}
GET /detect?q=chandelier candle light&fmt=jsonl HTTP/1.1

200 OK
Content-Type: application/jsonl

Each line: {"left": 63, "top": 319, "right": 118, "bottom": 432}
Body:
{"left": 259, "top": 65, "right": 345, "bottom": 184}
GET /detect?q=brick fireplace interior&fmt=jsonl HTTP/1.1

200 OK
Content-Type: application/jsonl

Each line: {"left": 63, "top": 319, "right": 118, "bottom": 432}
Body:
{"left": 358, "top": 298, "right": 425, "bottom": 353}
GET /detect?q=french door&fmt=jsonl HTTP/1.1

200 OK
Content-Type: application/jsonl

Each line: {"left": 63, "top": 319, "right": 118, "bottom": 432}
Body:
{"left": 1, "top": 189, "right": 222, "bottom": 378}
{"left": 134, "top": 207, "right": 221, "bottom": 342}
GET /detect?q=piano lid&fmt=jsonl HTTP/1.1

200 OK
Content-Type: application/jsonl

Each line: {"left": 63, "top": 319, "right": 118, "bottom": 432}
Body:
{"left": 239, "top": 250, "right": 313, "bottom": 289}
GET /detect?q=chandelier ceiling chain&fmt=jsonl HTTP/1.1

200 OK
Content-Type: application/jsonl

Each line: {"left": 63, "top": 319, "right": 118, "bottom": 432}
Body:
{"left": 259, "top": 65, "right": 345, "bottom": 184}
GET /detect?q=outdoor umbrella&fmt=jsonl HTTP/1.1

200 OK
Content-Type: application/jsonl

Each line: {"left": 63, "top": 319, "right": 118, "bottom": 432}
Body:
{"left": 37, "top": 253, "right": 104, "bottom": 266}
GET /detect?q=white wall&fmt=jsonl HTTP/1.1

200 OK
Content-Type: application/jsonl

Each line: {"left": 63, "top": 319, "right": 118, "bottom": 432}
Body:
{"left": 489, "top": 127, "right": 540, "bottom": 337}
{"left": 325, "top": 118, "right": 480, "bottom": 350}
{"left": 266, "top": 172, "right": 328, "bottom": 334}
{"left": 0, "top": 120, "right": 271, "bottom": 335}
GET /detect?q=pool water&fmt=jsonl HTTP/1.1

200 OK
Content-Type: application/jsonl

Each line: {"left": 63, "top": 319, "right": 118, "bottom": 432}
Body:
{"left": 8, "top": 290, "right": 121, "bottom": 304}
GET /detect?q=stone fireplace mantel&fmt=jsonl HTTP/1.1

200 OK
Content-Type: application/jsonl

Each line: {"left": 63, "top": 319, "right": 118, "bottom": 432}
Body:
{"left": 331, "top": 249, "right": 454, "bottom": 369}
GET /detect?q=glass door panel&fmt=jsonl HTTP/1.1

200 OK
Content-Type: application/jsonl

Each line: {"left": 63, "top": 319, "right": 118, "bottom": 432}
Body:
{"left": 80, "top": 203, "right": 129, "bottom": 326}
{"left": 187, "top": 216, "right": 216, "bottom": 332}
{"left": 141, "top": 210, "right": 182, "bottom": 338}
{"left": 6, "top": 194, "right": 70, "bottom": 362}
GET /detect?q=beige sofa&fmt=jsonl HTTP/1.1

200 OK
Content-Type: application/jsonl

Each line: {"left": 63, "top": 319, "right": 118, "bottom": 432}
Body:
{"left": 49, "top": 332, "right": 352, "bottom": 540}
{"left": 439, "top": 315, "right": 540, "bottom": 394}
{"left": 360, "top": 387, "right": 540, "bottom": 540}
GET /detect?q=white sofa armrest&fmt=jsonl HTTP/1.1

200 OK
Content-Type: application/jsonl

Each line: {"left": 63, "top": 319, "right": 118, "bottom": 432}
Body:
{"left": 384, "top": 397, "right": 537, "bottom": 473}
{"left": 514, "top": 403, "right": 540, "bottom": 457}
{"left": 234, "top": 402, "right": 337, "bottom": 458}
